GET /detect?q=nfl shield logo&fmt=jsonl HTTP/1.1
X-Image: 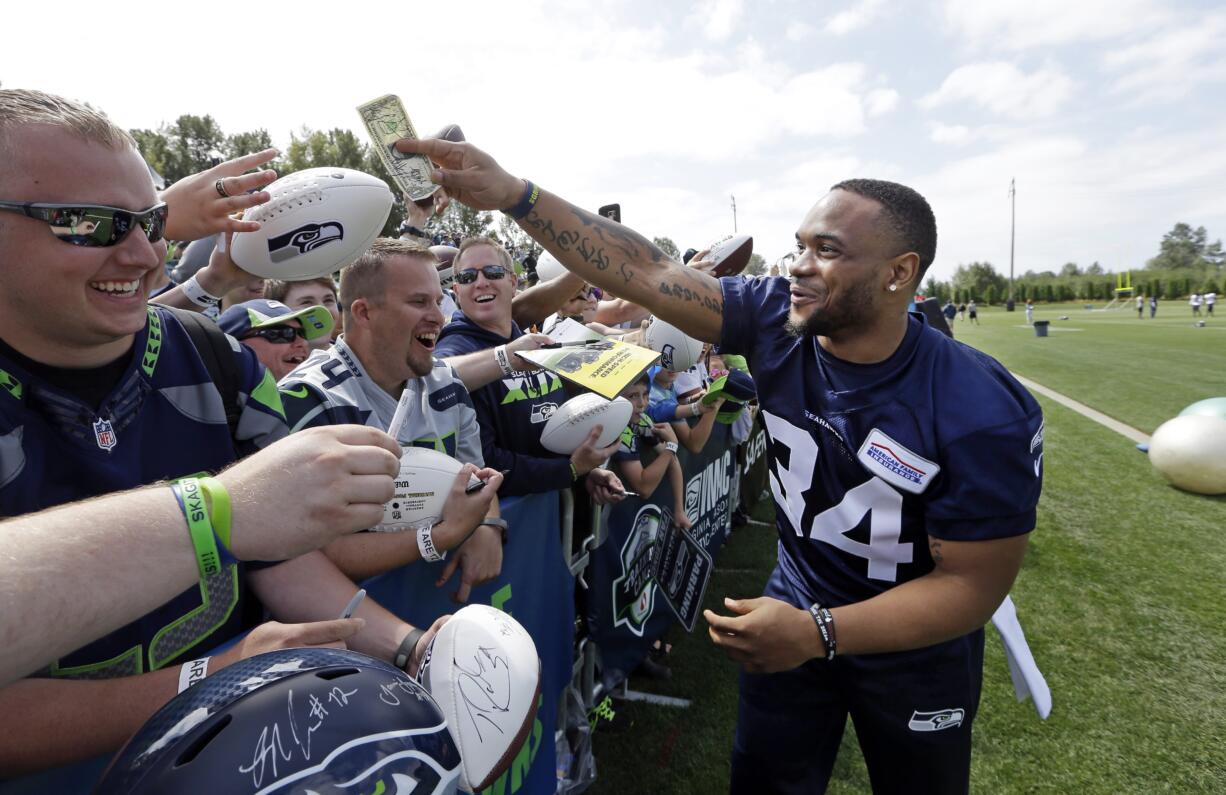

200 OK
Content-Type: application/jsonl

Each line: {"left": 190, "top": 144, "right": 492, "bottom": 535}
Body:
{"left": 93, "top": 417, "right": 117, "bottom": 451}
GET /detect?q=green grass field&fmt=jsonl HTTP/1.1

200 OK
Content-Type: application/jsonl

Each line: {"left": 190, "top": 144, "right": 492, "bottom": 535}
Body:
{"left": 588, "top": 304, "right": 1226, "bottom": 794}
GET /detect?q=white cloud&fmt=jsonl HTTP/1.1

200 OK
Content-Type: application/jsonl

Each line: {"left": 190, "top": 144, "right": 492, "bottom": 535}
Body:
{"left": 687, "top": 0, "right": 744, "bottom": 42}
{"left": 1102, "top": 13, "right": 1226, "bottom": 102}
{"left": 865, "top": 88, "right": 899, "bottom": 116}
{"left": 785, "top": 21, "right": 813, "bottom": 41}
{"left": 919, "top": 62, "right": 1074, "bottom": 119}
{"left": 929, "top": 123, "right": 973, "bottom": 145}
{"left": 824, "top": 0, "right": 886, "bottom": 36}
{"left": 941, "top": 0, "right": 1170, "bottom": 50}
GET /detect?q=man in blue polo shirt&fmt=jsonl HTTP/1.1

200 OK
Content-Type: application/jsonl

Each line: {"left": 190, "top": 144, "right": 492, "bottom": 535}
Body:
{"left": 398, "top": 136, "right": 1043, "bottom": 794}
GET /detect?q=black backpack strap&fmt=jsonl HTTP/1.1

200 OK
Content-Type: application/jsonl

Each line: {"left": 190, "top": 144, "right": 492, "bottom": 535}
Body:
{"left": 165, "top": 307, "right": 242, "bottom": 436}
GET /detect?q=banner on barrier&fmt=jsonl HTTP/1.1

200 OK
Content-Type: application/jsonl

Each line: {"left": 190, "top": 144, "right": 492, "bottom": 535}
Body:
{"left": 589, "top": 423, "right": 737, "bottom": 683}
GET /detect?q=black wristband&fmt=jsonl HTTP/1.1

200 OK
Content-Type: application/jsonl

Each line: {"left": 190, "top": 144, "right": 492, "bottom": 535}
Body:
{"left": 808, "top": 604, "right": 836, "bottom": 661}
{"left": 480, "top": 516, "right": 509, "bottom": 544}
{"left": 503, "top": 180, "right": 539, "bottom": 220}
{"left": 393, "top": 627, "right": 427, "bottom": 672}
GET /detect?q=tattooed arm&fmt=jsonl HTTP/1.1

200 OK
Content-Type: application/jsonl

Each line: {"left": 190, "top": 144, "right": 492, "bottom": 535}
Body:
{"left": 394, "top": 138, "right": 725, "bottom": 343}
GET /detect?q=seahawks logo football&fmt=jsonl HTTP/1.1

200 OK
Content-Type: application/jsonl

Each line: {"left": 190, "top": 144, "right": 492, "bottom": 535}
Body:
{"left": 267, "top": 221, "right": 344, "bottom": 262}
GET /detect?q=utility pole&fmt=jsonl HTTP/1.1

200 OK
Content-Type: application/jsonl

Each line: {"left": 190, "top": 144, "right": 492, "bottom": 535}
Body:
{"left": 1008, "top": 178, "right": 1016, "bottom": 309}
{"left": 731, "top": 195, "right": 738, "bottom": 233}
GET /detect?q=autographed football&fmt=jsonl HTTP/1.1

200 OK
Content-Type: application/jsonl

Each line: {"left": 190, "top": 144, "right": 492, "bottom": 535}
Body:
{"left": 705, "top": 233, "right": 754, "bottom": 277}
{"left": 376, "top": 447, "right": 464, "bottom": 531}
{"left": 417, "top": 605, "right": 541, "bottom": 793}
{"left": 534, "top": 251, "right": 567, "bottom": 282}
{"left": 540, "top": 393, "right": 633, "bottom": 454}
{"left": 645, "top": 317, "right": 705, "bottom": 372}
{"left": 231, "top": 167, "right": 393, "bottom": 279}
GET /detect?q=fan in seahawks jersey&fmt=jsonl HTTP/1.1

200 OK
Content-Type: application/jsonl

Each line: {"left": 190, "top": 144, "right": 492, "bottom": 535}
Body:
{"left": 279, "top": 238, "right": 508, "bottom": 601}
{"left": 396, "top": 136, "right": 1043, "bottom": 794}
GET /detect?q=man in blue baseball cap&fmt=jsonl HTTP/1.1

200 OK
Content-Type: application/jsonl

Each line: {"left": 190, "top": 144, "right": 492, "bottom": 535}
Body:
{"left": 218, "top": 298, "right": 334, "bottom": 381}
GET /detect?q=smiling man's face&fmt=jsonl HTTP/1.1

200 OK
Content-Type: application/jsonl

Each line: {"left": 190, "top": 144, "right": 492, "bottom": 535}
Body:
{"left": 453, "top": 243, "right": 516, "bottom": 334}
{"left": 239, "top": 318, "right": 309, "bottom": 381}
{"left": 786, "top": 189, "right": 899, "bottom": 339}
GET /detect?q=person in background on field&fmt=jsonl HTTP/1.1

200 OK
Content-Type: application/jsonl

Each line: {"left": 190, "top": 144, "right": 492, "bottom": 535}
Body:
{"left": 957, "top": 301, "right": 966, "bottom": 321}
{"left": 1136, "top": 294, "right": 1143, "bottom": 319}
{"left": 1205, "top": 291, "right": 1216, "bottom": 317}
{"left": 1025, "top": 300, "right": 1034, "bottom": 325}
{"left": 1190, "top": 292, "right": 1202, "bottom": 317}
{"left": 942, "top": 299, "right": 957, "bottom": 327}
{"left": 1150, "top": 295, "right": 1158, "bottom": 318}
{"left": 967, "top": 299, "right": 979, "bottom": 325}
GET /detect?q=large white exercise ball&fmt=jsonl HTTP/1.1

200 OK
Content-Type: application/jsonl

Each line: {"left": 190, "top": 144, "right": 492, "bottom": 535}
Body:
{"left": 1147, "top": 414, "right": 1226, "bottom": 495}
{"left": 1178, "top": 397, "right": 1226, "bottom": 422}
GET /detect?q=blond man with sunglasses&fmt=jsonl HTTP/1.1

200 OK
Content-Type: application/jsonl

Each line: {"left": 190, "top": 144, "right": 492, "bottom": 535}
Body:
{"left": 0, "top": 89, "right": 447, "bottom": 779}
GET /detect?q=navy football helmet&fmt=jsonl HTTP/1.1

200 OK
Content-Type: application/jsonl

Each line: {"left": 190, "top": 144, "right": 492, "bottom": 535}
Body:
{"left": 95, "top": 648, "right": 461, "bottom": 794}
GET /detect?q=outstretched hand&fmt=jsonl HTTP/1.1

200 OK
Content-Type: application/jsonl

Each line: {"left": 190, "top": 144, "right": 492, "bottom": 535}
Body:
{"left": 704, "top": 596, "right": 822, "bottom": 674}
{"left": 160, "top": 148, "right": 279, "bottom": 241}
{"left": 394, "top": 139, "right": 523, "bottom": 212}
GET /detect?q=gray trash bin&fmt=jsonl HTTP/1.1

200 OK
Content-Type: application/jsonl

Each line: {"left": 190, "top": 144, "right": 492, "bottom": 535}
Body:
{"left": 1033, "top": 320, "right": 1050, "bottom": 338}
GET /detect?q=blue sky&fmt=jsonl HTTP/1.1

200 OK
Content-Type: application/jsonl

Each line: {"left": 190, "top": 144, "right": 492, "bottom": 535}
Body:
{"left": 4, "top": 0, "right": 1225, "bottom": 283}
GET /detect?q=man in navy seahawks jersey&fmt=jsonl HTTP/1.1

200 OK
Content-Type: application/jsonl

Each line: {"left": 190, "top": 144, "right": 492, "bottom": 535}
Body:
{"left": 0, "top": 90, "right": 444, "bottom": 777}
{"left": 398, "top": 137, "right": 1043, "bottom": 794}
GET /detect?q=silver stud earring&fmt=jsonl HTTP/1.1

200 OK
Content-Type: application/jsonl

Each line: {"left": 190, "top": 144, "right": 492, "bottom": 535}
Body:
{"left": 888, "top": 284, "right": 898, "bottom": 292}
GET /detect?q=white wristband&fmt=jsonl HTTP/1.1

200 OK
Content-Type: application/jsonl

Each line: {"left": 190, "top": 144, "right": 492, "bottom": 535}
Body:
{"left": 493, "top": 345, "right": 514, "bottom": 377}
{"left": 416, "top": 521, "right": 446, "bottom": 562}
{"left": 178, "top": 656, "right": 210, "bottom": 693}
{"left": 181, "top": 273, "right": 222, "bottom": 308}
{"left": 664, "top": 441, "right": 679, "bottom": 454}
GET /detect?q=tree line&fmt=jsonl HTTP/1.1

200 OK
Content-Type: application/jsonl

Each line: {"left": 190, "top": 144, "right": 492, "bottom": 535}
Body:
{"left": 922, "top": 222, "right": 1224, "bottom": 304}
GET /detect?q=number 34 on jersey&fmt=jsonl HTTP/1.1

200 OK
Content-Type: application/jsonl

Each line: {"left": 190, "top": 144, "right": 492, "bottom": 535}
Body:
{"left": 762, "top": 411, "right": 920, "bottom": 583}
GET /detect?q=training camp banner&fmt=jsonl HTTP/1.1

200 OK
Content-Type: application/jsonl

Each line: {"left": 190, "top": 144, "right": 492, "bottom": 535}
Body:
{"left": 586, "top": 422, "right": 738, "bottom": 687}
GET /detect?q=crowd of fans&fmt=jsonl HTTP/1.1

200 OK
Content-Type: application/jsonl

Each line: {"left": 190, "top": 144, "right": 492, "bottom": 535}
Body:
{"left": 0, "top": 88, "right": 758, "bottom": 782}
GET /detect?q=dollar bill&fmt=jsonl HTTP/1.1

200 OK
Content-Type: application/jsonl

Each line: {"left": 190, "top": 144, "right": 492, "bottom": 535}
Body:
{"left": 356, "top": 94, "right": 439, "bottom": 201}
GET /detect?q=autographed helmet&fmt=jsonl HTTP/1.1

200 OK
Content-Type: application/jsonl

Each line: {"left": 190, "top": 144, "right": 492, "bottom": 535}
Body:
{"left": 95, "top": 648, "right": 461, "bottom": 795}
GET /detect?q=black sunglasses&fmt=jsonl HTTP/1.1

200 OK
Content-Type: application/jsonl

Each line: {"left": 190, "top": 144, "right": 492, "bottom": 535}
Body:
{"left": 454, "top": 264, "right": 508, "bottom": 285}
{"left": 576, "top": 286, "right": 604, "bottom": 300}
{"left": 242, "top": 326, "right": 306, "bottom": 345}
{"left": 0, "top": 201, "right": 168, "bottom": 248}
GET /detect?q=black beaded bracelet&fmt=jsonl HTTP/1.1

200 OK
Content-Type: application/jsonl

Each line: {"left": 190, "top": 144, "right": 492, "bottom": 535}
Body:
{"left": 503, "top": 180, "right": 539, "bottom": 220}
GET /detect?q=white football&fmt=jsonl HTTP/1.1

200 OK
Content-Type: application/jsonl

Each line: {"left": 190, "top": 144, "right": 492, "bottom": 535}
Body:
{"left": 645, "top": 317, "right": 705, "bottom": 372}
{"left": 534, "top": 251, "right": 567, "bottom": 282}
{"left": 375, "top": 448, "right": 464, "bottom": 532}
{"left": 418, "top": 605, "right": 541, "bottom": 793}
{"left": 231, "top": 167, "right": 393, "bottom": 279}
{"left": 540, "top": 393, "right": 632, "bottom": 454}
{"left": 1148, "top": 414, "right": 1226, "bottom": 495}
